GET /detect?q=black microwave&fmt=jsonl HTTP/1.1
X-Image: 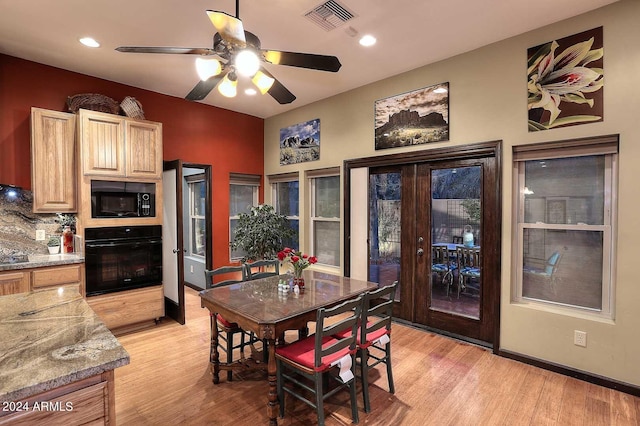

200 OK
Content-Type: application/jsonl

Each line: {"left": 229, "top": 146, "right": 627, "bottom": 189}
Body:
{"left": 91, "top": 191, "right": 155, "bottom": 218}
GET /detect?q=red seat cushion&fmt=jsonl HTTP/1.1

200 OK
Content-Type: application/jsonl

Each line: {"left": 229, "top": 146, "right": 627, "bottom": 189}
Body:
{"left": 334, "top": 322, "right": 390, "bottom": 348}
{"left": 211, "top": 313, "right": 238, "bottom": 329}
{"left": 276, "top": 335, "right": 350, "bottom": 372}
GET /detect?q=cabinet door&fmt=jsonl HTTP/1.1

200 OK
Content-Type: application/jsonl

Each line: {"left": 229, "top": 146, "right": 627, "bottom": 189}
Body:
{"left": 30, "top": 108, "right": 77, "bottom": 212}
{"left": 0, "top": 271, "right": 30, "bottom": 296}
{"left": 31, "top": 264, "right": 85, "bottom": 297}
{"left": 126, "top": 120, "right": 163, "bottom": 179}
{"left": 80, "top": 110, "right": 126, "bottom": 176}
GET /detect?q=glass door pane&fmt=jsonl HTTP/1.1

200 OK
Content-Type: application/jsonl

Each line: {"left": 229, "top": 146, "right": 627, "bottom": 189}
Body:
{"left": 430, "top": 166, "right": 481, "bottom": 319}
{"left": 369, "top": 172, "right": 401, "bottom": 301}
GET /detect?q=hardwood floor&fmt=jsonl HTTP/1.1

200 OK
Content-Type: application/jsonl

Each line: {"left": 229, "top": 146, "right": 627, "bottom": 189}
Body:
{"left": 114, "top": 287, "right": 640, "bottom": 425}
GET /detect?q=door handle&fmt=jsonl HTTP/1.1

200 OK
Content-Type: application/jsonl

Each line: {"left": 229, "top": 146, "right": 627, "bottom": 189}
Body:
{"left": 172, "top": 248, "right": 180, "bottom": 254}
{"left": 417, "top": 248, "right": 424, "bottom": 256}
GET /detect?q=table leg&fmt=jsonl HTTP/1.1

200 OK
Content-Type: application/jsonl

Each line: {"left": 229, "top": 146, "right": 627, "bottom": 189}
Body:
{"left": 209, "top": 313, "right": 220, "bottom": 384}
{"left": 266, "top": 337, "right": 278, "bottom": 426}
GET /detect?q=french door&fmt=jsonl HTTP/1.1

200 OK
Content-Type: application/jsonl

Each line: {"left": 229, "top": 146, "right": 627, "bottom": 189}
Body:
{"left": 347, "top": 142, "right": 501, "bottom": 347}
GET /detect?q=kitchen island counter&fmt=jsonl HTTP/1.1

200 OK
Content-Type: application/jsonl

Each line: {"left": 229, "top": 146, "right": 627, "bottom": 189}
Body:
{"left": 0, "top": 287, "right": 129, "bottom": 422}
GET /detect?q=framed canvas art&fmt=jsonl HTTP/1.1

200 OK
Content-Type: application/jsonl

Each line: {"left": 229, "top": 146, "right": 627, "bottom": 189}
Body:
{"left": 527, "top": 27, "right": 604, "bottom": 131}
{"left": 279, "top": 118, "right": 320, "bottom": 165}
{"left": 374, "top": 82, "right": 449, "bottom": 150}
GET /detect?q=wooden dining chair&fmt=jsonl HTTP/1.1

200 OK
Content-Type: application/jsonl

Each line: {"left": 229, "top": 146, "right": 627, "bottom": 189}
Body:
{"left": 334, "top": 281, "right": 397, "bottom": 413}
{"left": 432, "top": 246, "right": 455, "bottom": 296}
{"left": 244, "top": 259, "right": 280, "bottom": 360}
{"left": 456, "top": 246, "right": 481, "bottom": 298}
{"left": 244, "top": 259, "right": 280, "bottom": 280}
{"left": 204, "top": 265, "right": 256, "bottom": 381}
{"left": 276, "top": 295, "right": 363, "bottom": 426}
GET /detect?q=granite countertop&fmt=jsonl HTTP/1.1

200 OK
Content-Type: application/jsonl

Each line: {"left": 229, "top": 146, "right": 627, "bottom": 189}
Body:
{"left": 0, "top": 253, "right": 84, "bottom": 272}
{"left": 0, "top": 287, "right": 130, "bottom": 402}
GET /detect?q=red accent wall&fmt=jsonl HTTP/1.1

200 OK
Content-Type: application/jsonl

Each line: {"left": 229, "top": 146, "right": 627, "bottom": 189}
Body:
{"left": 0, "top": 54, "right": 264, "bottom": 267}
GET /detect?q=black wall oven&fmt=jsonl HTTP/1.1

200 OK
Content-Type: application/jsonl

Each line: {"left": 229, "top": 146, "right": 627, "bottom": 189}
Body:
{"left": 85, "top": 225, "right": 162, "bottom": 297}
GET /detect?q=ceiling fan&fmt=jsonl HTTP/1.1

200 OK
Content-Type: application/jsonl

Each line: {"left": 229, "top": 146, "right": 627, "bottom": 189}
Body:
{"left": 116, "top": 0, "right": 342, "bottom": 104}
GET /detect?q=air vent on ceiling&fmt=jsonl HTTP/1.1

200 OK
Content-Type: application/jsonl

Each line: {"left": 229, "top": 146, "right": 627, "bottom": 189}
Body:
{"left": 305, "top": 0, "right": 356, "bottom": 32}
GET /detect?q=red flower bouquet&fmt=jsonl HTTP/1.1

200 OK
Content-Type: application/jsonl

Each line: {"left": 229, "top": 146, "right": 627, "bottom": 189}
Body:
{"left": 277, "top": 247, "right": 318, "bottom": 279}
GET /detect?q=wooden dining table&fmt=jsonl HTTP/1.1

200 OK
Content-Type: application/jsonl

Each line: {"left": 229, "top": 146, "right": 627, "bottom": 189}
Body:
{"left": 199, "top": 269, "right": 378, "bottom": 425}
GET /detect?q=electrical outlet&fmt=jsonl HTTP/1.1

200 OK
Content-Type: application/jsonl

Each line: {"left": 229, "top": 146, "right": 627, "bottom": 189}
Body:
{"left": 574, "top": 330, "right": 587, "bottom": 347}
{"left": 35, "top": 229, "right": 46, "bottom": 241}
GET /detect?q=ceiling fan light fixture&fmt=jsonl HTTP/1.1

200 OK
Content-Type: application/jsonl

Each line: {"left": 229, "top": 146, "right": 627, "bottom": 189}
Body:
{"left": 235, "top": 50, "right": 260, "bottom": 77}
{"left": 218, "top": 72, "right": 238, "bottom": 97}
{"left": 195, "top": 57, "right": 222, "bottom": 81}
{"left": 251, "top": 70, "right": 275, "bottom": 94}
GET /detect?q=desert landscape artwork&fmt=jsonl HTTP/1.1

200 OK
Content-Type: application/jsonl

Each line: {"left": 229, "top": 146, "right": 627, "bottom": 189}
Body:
{"left": 375, "top": 82, "right": 449, "bottom": 150}
{"left": 279, "top": 118, "right": 320, "bottom": 165}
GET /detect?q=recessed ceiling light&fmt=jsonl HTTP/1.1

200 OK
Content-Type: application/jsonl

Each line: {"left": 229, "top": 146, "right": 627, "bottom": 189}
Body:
{"left": 79, "top": 37, "right": 100, "bottom": 48}
{"left": 244, "top": 88, "right": 257, "bottom": 96}
{"left": 359, "top": 35, "right": 376, "bottom": 47}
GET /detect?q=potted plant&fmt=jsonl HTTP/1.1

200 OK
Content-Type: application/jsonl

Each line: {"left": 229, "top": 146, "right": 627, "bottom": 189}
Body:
{"left": 230, "top": 204, "right": 296, "bottom": 262}
{"left": 47, "top": 235, "right": 60, "bottom": 254}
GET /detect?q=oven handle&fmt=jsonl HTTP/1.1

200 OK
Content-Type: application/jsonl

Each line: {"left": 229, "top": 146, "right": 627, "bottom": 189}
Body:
{"left": 86, "top": 239, "right": 162, "bottom": 248}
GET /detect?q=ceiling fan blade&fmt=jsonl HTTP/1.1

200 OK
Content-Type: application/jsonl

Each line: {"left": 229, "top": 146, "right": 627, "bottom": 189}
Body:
{"left": 116, "top": 46, "right": 214, "bottom": 55}
{"left": 206, "top": 10, "right": 246, "bottom": 46}
{"left": 185, "top": 73, "right": 225, "bottom": 101}
{"left": 262, "top": 50, "right": 341, "bottom": 72}
{"left": 259, "top": 67, "right": 296, "bottom": 104}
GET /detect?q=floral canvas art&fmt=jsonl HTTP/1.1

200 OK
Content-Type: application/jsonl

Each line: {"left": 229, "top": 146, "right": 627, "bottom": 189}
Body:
{"left": 527, "top": 27, "right": 604, "bottom": 131}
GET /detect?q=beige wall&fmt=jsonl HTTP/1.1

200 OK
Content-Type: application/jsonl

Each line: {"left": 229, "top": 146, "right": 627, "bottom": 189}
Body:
{"left": 264, "top": 0, "right": 640, "bottom": 387}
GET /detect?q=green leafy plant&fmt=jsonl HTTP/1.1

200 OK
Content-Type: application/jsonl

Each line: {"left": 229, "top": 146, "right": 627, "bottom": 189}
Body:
{"left": 461, "top": 199, "right": 481, "bottom": 222}
{"left": 47, "top": 235, "right": 60, "bottom": 247}
{"left": 56, "top": 213, "right": 77, "bottom": 232}
{"left": 230, "top": 204, "right": 296, "bottom": 262}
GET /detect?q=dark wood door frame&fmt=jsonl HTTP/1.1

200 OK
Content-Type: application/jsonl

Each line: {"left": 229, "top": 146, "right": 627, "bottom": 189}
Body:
{"left": 163, "top": 160, "right": 212, "bottom": 325}
{"left": 344, "top": 140, "right": 502, "bottom": 352}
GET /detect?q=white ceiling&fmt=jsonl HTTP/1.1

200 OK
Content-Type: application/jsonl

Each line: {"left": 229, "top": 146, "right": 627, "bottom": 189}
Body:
{"left": 0, "top": 0, "right": 618, "bottom": 119}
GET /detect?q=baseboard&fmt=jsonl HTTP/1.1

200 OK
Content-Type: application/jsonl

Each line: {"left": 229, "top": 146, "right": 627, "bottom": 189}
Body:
{"left": 499, "top": 349, "right": 640, "bottom": 397}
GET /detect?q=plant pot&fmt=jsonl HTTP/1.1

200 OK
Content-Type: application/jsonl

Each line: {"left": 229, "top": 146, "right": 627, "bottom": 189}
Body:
{"left": 48, "top": 245, "right": 60, "bottom": 254}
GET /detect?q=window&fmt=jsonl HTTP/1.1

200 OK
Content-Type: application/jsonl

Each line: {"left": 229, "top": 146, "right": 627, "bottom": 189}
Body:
{"left": 187, "top": 175, "right": 206, "bottom": 257}
{"left": 229, "top": 174, "right": 260, "bottom": 260}
{"left": 271, "top": 175, "right": 299, "bottom": 249}
{"left": 513, "top": 135, "right": 618, "bottom": 318}
{"left": 310, "top": 172, "right": 341, "bottom": 267}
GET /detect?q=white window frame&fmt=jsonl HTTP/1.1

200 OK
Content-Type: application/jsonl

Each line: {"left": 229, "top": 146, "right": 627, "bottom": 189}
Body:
{"left": 270, "top": 173, "right": 300, "bottom": 249}
{"left": 229, "top": 173, "right": 260, "bottom": 261}
{"left": 512, "top": 135, "right": 618, "bottom": 319}
{"left": 187, "top": 174, "right": 206, "bottom": 258}
{"left": 308, "top": 168, "right": 341, "bottom": 268}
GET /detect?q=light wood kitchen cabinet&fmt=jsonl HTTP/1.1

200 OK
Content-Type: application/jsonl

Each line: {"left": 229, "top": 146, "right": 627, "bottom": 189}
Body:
{"left": 87, "top": 285, "right": 164, "bottom": 333}
{"left": 0, "top": 271, "right": 30, "bottom": 296}
{"left": 0, "top": 263, "right": 85, "bottom": 297}
{"left": 79, "top": 109, "right": 162, "bottom": 180}
{"left": 30, "top": 108, "right": 77, "bottom": 213}
{"left": 125, "top": 119, "right": 163, "bottom": 179}
{"left": 31, "top": 263, "right": 86, "bottom": 297}
{"left": 0, "top": 371, "right": 115, "bottom": 426}
{"left": 79, "top": 109, "right": 125, "bottom": 177}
